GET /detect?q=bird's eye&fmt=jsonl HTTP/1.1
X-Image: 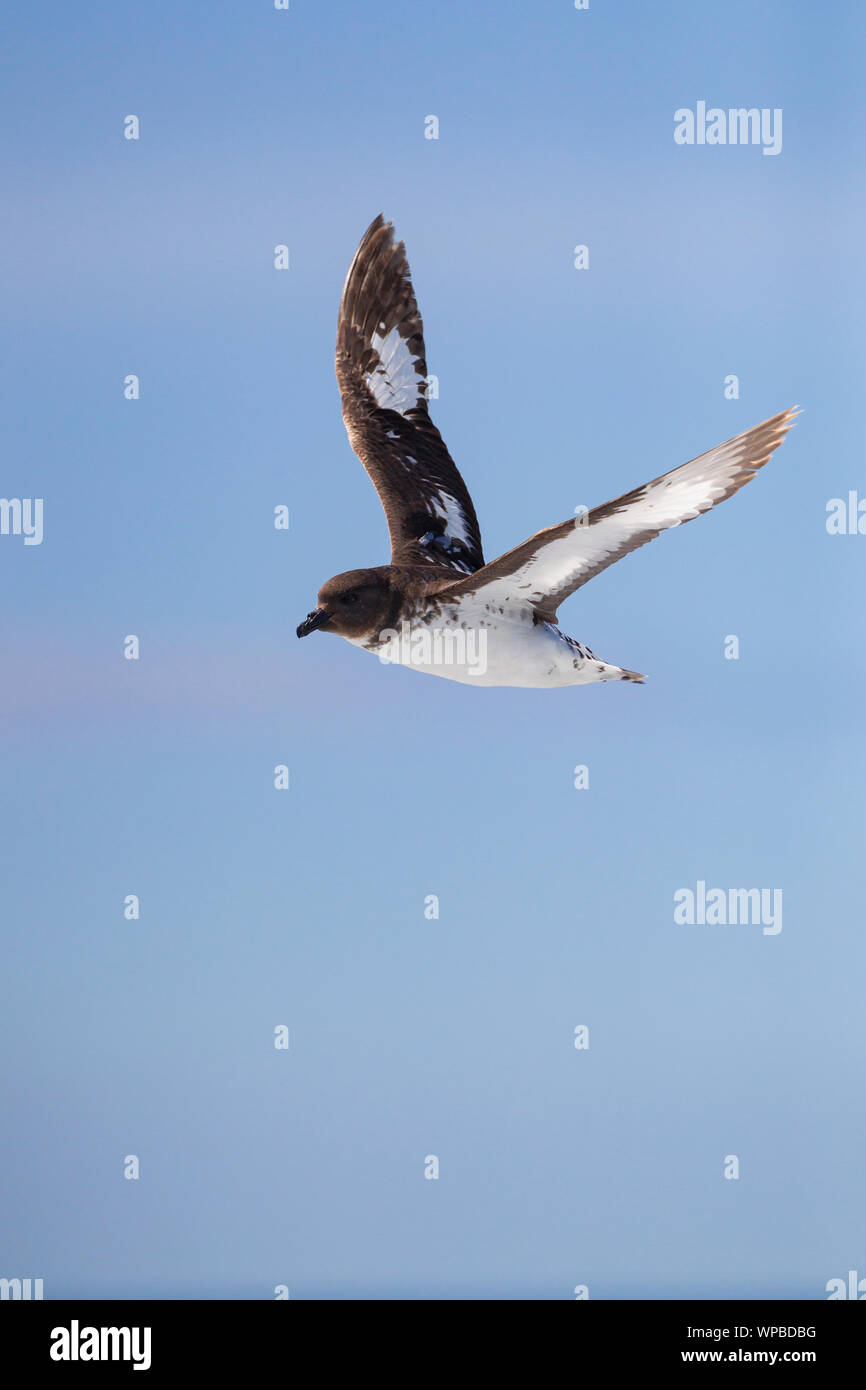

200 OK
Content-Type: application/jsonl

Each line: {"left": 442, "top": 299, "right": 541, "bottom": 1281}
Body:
{"left": 343, "top": 590, "right": 360, "bottom": 605}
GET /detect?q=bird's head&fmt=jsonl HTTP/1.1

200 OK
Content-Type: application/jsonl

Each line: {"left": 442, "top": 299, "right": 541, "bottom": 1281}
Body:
{"left": 296, "top": 568, "right": 396, "bottom": 640}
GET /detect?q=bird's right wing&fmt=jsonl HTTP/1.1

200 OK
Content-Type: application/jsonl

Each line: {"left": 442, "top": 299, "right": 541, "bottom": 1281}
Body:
{"left": 336, "top": 214, "right": 485, "bottom": 576}
{"left": 436, "top": 409, "right": 799, "bottom": 622}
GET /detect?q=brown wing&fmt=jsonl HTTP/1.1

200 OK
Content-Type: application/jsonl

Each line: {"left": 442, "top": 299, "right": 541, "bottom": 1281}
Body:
{"left": 336, "top": 215, "right": 484, "bottom": 575}
{"left": 436, "top": 409, "right": 799, "bottom": 621}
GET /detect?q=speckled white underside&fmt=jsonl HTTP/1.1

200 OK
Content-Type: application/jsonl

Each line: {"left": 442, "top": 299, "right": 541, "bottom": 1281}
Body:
{"left": 349, "top": 598, "right": 642, "bottom": 688}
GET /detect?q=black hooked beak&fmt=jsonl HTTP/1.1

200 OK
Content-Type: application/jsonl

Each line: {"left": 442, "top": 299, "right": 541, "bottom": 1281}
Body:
{"left": 296, "top": 608, "right": 331, "bottom": 638}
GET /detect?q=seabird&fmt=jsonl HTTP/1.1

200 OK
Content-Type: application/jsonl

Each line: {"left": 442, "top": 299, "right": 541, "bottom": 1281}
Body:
{"left": 297, "top": 214, "right": 798, "bottom": 688}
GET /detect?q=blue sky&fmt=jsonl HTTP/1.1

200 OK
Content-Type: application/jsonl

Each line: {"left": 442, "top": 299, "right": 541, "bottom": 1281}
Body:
{"left": 2, "top": 0, "right": 865, "bottom": 1298}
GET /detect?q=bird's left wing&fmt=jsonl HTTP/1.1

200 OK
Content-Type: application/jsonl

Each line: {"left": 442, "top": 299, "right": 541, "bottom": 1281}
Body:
{"left": 336, "top": 215, "right": 484, "bottom": 575}
{"left": 436, "top": 409, "right": 799, "bottom": 621}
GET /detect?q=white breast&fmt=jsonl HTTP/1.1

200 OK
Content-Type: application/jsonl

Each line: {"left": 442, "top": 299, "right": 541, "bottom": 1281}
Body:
{"left": 348, "top": 597, "right": 627, "bottom": 688}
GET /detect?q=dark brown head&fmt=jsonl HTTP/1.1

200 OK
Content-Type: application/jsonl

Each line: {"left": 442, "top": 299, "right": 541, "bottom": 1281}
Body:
{"left": 296, "top": 567, "right": 396, "bottom": 641}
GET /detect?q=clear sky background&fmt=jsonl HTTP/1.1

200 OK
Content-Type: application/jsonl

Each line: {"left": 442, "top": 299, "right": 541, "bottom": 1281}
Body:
{"left": 2, "top": 0, "right": 864, "bottom": 1299}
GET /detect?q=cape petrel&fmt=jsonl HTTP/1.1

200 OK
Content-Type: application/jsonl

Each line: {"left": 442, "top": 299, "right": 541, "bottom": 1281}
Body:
{"left": 297, "top": 214, "right": 798, "bottom": 688}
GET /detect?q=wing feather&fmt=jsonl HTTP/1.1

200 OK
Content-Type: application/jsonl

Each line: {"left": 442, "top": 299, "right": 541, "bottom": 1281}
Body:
{"left": 437, "top": 409, "right": 799, "bottom": 619}
{"left": 336, "top": 215, "right": 484, "bottom": 574}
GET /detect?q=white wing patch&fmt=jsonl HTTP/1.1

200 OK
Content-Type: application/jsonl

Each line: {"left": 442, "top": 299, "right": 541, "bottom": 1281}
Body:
{"left": 367, "top": 326, "right": 426, "bottom": 414}
{"left": 431, "top": 494, "right": 474, "bottom": 549}
{"left": 526, "top": 424, "right": 782, "bottom": 595}
{"left": 471, "top": 525, "right": 603, "bottom": 609}
{"left": 447, "top": 408, "right": 798, "bottom": 614}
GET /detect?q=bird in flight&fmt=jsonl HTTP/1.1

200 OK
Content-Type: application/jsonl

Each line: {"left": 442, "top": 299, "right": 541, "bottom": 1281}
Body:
{"left": 297, "top": 214, "right": 798, "bottom": 688}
